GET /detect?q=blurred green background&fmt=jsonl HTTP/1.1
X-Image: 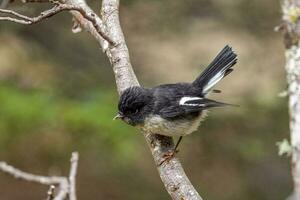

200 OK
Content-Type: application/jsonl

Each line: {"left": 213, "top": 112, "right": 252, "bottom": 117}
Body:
{"left": 0, "top": 0, "right": 291, "bottom": 199}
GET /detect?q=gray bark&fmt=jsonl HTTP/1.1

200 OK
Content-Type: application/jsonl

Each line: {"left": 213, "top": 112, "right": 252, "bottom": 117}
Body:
{"left": 281, "top": 0, "right": 300, "bottom": 199}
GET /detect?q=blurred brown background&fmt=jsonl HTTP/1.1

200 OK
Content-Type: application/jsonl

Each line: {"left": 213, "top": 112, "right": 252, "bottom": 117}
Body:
{"left": 0, "top": 0, "right": 290, "bottom": 199}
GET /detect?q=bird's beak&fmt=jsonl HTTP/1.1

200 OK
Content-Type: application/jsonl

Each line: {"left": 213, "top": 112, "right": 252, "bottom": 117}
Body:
{"left": 113, "top": 113, "right": 123, "bottom": 120}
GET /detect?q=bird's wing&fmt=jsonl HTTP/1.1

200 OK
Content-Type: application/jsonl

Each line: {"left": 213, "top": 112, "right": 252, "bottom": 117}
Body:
{"left": 159, "top": 96, "right": 234, "bottom": 118}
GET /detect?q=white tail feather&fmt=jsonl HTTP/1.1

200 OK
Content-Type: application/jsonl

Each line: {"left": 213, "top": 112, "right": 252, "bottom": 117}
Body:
{"left": 202, "top": 60, "right": 235, "bottom": 94}
{"left": 179, "top": 97, "right": 204, "bottom": 107}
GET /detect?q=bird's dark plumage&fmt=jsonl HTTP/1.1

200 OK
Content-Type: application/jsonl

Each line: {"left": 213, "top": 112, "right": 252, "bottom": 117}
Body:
{"left": 193, "top": 45, "right": 237, "bottom": 94}
{"left": 115, "top": 45, "right": 237, "bottom": 137}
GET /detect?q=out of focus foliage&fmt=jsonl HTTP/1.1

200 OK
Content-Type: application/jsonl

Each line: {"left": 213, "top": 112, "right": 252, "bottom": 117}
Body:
{"left": 0, "top": 85, "right": 136, "bottom": 156}
{"left": 0, "top": 0, "right": 291, "bottom": 200}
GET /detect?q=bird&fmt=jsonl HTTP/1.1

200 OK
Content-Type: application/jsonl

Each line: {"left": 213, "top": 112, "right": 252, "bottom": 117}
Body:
{"left": 114, "top": 45, "right": 237, "bottom": 160}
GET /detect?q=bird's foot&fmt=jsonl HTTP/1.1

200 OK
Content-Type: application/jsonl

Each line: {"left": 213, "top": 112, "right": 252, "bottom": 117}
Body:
{"left": 159, "top": 149, "right": 179, "bottom": 166}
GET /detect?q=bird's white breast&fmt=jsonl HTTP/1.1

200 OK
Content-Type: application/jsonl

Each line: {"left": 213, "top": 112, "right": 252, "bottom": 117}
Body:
{"left": 141, "top": 113, "right": 206, "bottom": 137}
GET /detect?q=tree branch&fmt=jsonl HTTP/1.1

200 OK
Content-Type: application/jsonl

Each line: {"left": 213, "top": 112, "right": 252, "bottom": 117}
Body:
{"left": 0, "top": 152, "right": 79, "bottom": 200}
{"left": 280, "top": 0, "right": 300, "bottom": 199}
{"left": 101, "top": 0, "right": 139, "bottom": 93}
{"left": 0, "top": 3, "right": 116, "bottom": 46}
{"left": 101, "top": 0, "right": 202, "bottom": 199}
{"left": 69, "top": 152, "right": 79, "bottom": 200}
{"left": 0, "top": 0, "right": 204, "bottom": 199}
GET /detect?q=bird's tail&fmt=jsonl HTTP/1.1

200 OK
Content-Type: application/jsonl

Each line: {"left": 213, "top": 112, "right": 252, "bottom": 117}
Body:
{"left": 192, "top": 45, "right": 237, "bottom": 94}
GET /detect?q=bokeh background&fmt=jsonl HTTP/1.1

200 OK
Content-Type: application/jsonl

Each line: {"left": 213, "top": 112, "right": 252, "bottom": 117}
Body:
{"left": 0, "top": 0, "right": 291, "bottom": 199}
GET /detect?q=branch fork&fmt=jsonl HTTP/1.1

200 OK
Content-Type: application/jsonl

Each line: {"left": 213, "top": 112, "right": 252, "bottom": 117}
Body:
{"left": 0, "top": 0, "right": 203, "bottom": 199}
{"left": 0, "top": 0, "right": 116, "bottom": 46}
{"left": 0, "top": 152, "right": 79, "bottom": 200}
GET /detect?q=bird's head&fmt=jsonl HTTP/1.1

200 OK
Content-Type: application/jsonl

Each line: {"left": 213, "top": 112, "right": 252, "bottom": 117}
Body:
{"left": 114, "top": 86, "right": 153, "bottom": 126}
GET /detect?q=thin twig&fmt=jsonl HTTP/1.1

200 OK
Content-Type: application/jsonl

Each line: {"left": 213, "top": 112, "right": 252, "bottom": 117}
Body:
{"left": 0, "top": 152, "right": 79, "bottom": 200}
{"left": 0, "top": 4, "right": 81, "bottom": 24}
{"left": 0, "top": 161, "right": 66, "bottom": 185}
{"left": 0, "top": 3, "right": 116, "bottom": 46}
{"left": 0, "top": 8, "right": 32, "bottom": 21}
{"left": 65, "top": 0, "right": 110, "bottom": 54}
{"left": 69, "top": 152, "right": 79, "bottom": 200}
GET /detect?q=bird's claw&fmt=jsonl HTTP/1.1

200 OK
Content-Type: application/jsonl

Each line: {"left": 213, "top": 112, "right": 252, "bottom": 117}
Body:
{"left": 159, "top": 149, "right": 179, "bottom": 166}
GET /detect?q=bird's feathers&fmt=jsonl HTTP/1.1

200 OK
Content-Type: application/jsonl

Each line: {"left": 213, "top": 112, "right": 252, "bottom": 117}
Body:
{"left": 192, "top": 45, "right": 237, "bottom": 94}
{"left": 179, "top": 97, "right": 204, "bottom": 106}
{"left": 159, "top": 95, "right": 233, "bottom": 119}
{"left": 179, "top": 96, "right": 233, "bottom": 108}
{"left": 116, "top": 45, "right": 238, "bottom": 136}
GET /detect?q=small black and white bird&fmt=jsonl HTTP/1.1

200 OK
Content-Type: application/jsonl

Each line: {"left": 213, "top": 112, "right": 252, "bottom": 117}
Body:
{"left": 114, "top": 45, "right": 237, "bottom": 154}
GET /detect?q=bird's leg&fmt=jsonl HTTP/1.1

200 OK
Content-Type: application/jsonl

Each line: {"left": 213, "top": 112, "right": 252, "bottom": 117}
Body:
{"left": 174, "top": 136, "right": 183, "bottom": 153}
{"left": 159, "top": 136, "right": 183, "bottom": 166}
